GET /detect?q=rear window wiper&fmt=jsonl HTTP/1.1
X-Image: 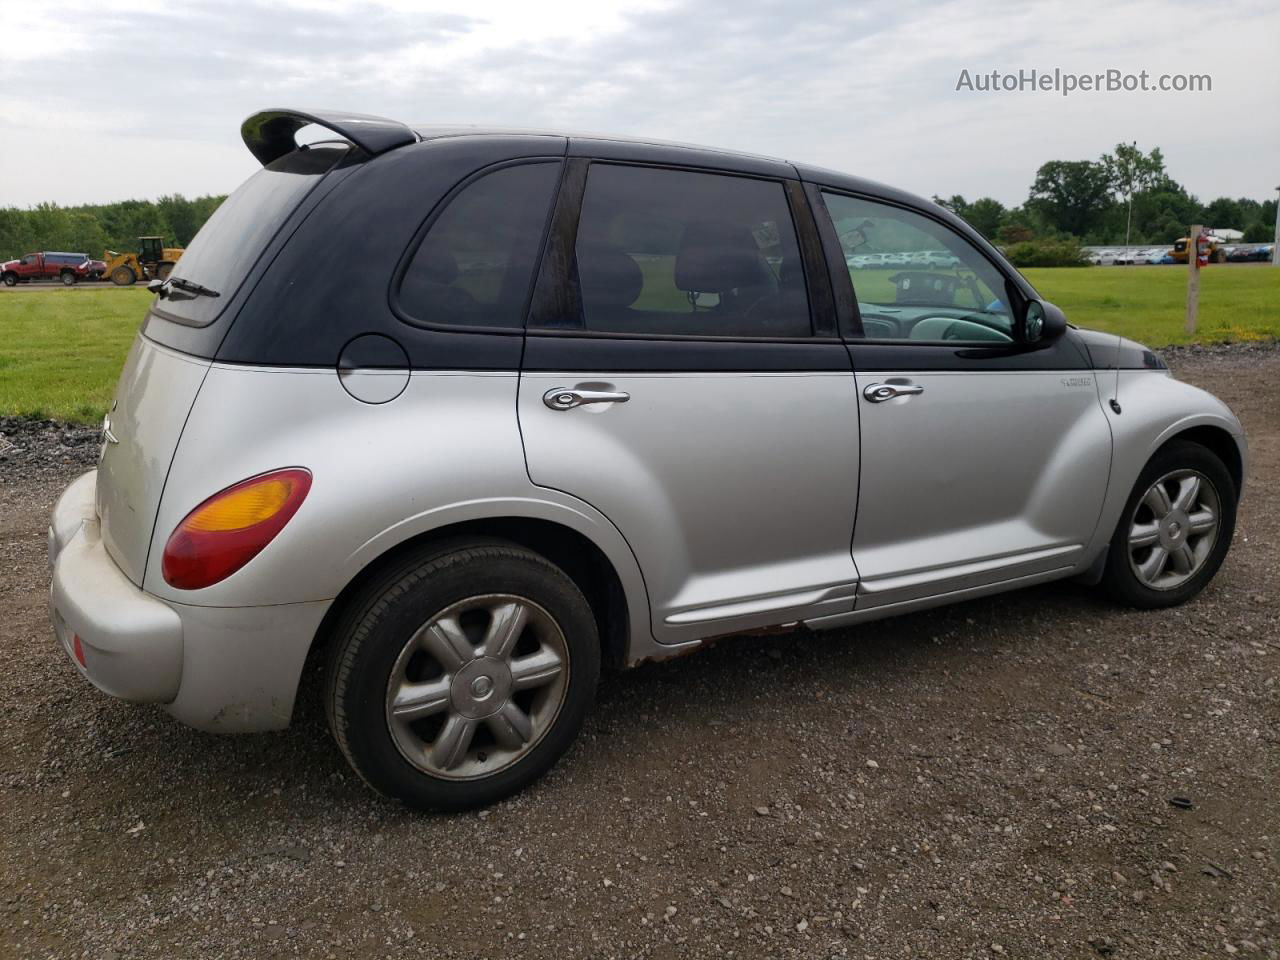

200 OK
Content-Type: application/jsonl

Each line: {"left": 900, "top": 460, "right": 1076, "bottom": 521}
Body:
{"left": 149, "top": 276, "right": 221, "bottom": 299}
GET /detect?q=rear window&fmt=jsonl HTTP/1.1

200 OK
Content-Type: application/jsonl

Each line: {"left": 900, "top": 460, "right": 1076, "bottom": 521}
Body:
{"left": 154, "top": 144, "right": 348, "bottom": 327}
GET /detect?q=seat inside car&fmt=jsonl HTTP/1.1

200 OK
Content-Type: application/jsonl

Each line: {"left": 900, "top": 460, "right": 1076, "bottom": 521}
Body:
{"left": 577, "top": 243, "right": 646, "bottom": 329}
{"left": 672, "top": 221, "right": 809, "bottom": 337}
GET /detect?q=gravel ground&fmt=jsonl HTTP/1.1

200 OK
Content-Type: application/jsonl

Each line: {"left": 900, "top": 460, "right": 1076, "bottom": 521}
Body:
{"left": 1, "top": 343, "right": 1277, "bottom": 959}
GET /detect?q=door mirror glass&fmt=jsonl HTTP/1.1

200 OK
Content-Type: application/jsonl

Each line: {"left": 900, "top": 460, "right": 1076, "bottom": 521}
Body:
{"left": 1022, "top": 298, "right": 1067, "bottom": 345}
{"left": 1025, "top": 301, "right": 1045, "bottom": 342}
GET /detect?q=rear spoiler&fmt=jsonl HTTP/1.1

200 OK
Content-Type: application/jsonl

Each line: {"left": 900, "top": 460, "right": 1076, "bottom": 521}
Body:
{"left": 241, "top": 108, "right": 418, "bottom": 166}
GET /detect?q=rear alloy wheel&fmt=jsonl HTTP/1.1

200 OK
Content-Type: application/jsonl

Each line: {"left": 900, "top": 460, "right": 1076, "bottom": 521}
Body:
{"left": 1102, "top": 441, "right": 1236, "bottom": 608}
{"left": 385, "top": 594, "right": 570, "bottom": 780}
{"left": 110, "top": 265, "right": 136, "bottom": 286}
{"left": 326, "top": 541, "right": 600, "bottom": 810}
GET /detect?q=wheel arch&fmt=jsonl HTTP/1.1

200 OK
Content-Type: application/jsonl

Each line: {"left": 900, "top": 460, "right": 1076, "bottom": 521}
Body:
{"left": 1157, "top": 424, "right": 1244, "bottom": 499}
{"left": 308, "top": 515, "right": 638, "bottom": 677}
{"left": 1083, "top": 376, "right": 1247, "bottom": 568}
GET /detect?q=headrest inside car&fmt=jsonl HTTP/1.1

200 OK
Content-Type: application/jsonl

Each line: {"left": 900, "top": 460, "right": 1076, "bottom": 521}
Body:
{"left": 578, "top": 244, "right": 644, "bottom": 308}
{"left": 674, "top": 221, "right": 772, "bottom": 294}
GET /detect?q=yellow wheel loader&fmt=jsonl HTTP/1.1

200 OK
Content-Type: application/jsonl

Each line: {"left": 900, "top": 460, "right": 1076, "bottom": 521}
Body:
{"left": 103, "top": 236, "right": 185, "bottom": 286}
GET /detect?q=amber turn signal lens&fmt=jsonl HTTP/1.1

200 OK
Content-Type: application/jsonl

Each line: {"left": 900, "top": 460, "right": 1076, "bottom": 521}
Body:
{"left": 162, "top": 468, "right": 312, "bottom": 589}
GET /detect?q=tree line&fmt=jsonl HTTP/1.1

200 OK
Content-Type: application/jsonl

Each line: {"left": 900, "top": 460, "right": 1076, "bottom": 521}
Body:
{"left": 2, "top": 144, "right": 1275, "bottom": 268}
{"left": 0, "top": 195, "right": 226, "bottom": 262}
{"left": 935, "top": 142, "right": 1277, "bottom": 265}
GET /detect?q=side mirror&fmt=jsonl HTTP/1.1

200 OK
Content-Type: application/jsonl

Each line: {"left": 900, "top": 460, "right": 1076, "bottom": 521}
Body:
{"left": 1023, "top": 299, "right": 1067, "bottom": 345}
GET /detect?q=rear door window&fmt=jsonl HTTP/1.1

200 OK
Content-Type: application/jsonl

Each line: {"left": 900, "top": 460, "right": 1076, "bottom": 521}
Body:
{"left": 154, "top": 144, "right": 349, "bottom": 327}
{"left": 568, "top": 164, "right": 811, "bottom": 338}
{"left": 396, "top": 161, "right": 560, "bottom": 330}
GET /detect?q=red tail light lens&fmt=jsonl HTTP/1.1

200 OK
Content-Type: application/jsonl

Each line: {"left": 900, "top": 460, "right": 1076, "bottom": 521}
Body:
{"left": 162, "top": 468, "right": 312, "bottom": 589}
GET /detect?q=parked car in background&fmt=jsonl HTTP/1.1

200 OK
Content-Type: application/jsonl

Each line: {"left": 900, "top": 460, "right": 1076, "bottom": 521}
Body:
{"left": 48, "top": 108, "right": 1248, "bottom": 811}
{"left": 1226, "top": 244, "right": 1275, "bottom": 263}
{"left": 1, "top": 251, "right": 99, "bottom": 286}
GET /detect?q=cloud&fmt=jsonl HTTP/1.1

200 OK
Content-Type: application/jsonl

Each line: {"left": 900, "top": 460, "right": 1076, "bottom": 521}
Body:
{"left": 1, "top": 0, "right": 1277, "bottom": 207}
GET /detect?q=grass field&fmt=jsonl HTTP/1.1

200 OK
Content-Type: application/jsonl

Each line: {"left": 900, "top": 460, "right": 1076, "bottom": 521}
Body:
{"left": 1, "top": 266, "right": 1277, "bottom": 423}
{"left": 1023, "top": 265, "right": 1280, "bottom": 345}
{"left": 0, "top": 288, "right": 152, "bottom": 423}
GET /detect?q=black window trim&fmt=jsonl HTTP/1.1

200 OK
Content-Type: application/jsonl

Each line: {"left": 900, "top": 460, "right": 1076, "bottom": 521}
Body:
{"left": 525, "top": 157, "right": 838, "bottom": 345}
{"left": 389, "top": 155, "right": 567, "bottom": 336}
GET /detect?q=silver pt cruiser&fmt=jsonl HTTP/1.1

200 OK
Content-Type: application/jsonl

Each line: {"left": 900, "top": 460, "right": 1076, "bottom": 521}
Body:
{"left": 48, "top": 109, "right": 1246, "bottom": 810}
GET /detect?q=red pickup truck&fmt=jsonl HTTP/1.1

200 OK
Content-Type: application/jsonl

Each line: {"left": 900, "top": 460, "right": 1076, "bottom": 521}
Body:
{"left": 1, "top": 251, "right": 106, "bottom": 286}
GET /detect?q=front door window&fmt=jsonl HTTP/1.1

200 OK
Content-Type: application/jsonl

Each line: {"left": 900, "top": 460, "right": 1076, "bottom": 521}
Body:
{"left": 823, "top": 193, "right": 1014, "bottom": 343}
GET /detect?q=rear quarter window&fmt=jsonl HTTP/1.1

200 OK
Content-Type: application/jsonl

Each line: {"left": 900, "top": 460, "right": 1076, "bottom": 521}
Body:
{"left": 395, "top": 161, "right": 561, "bottom": 330}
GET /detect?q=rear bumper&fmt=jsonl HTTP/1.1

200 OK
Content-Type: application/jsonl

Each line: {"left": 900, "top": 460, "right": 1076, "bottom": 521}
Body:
{"left": 48, "top": 470, "right": 330, "bottom": 732}
{"left": 49, "top": 471, "right": 184, "bottom": 702}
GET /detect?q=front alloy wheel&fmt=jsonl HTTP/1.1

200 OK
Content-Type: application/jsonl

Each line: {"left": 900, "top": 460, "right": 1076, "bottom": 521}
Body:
{"left": 1126, "top": 469, "right": 1220, "bottom": 591}
{"left": 1102, "top": 441, "right": 1236, "bottom": 608}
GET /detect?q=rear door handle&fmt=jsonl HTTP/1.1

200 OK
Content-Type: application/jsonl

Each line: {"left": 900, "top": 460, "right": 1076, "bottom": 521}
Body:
{"left": 863, "top": 381, "right": 924, "bottom": 403}
{"left": 544, "top": 387, "right": 631, "bottom": 410}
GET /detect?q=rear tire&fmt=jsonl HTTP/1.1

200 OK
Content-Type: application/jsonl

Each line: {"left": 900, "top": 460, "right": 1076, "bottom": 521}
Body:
{"left": 156, "top": 262, "right": 175, "bottom": 280}
{"left": 1101, "top": 441, "right": 1236, "bottom": 609}
{"left": 110, "top": 266, "right": 135, "bottom": 286}
{"left": 325, "top": 540, "right": 600, "bottom": 811}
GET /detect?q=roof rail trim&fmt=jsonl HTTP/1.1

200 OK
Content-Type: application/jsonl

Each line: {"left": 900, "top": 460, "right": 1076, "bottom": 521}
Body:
{"left": 241, "top": 108, "right": 418, "bottom": 166}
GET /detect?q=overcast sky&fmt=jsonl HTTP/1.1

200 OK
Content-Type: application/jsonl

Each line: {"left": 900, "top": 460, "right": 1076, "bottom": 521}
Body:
{"left": 2, "top": 0, "right": 1277, "bottom": 209}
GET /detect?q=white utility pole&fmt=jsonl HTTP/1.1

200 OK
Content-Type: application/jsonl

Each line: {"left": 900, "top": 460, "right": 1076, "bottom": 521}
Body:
{"left": 1123, "top": 140, "right": 1137, "bottom": 250}
{"left": 1273, "top": 185, "right": 1280, "bottom": 266}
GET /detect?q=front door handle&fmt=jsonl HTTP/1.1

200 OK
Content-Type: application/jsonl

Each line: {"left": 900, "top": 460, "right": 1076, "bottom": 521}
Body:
{"left": 543, "top": 387, "right": 631, "bottom": 411}
{"left": 863, "top": 381, "right": 924, "bottom": 403}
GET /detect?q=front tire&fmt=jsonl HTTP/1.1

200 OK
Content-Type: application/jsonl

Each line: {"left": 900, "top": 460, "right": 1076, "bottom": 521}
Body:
{"left": 1101, "top": 441, "right": 1236, "bottom": 608}
{"left": 110, "top": 266, "right": 136, "bottom": 286}
{"left": 325, "top": 541, "right": 600, "bottom": 811}
{"left": 60, "top": 270, "right": 77, "bottom": 286}
{"left": 1, "top": 272, "right": 16, "bottom": 287}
